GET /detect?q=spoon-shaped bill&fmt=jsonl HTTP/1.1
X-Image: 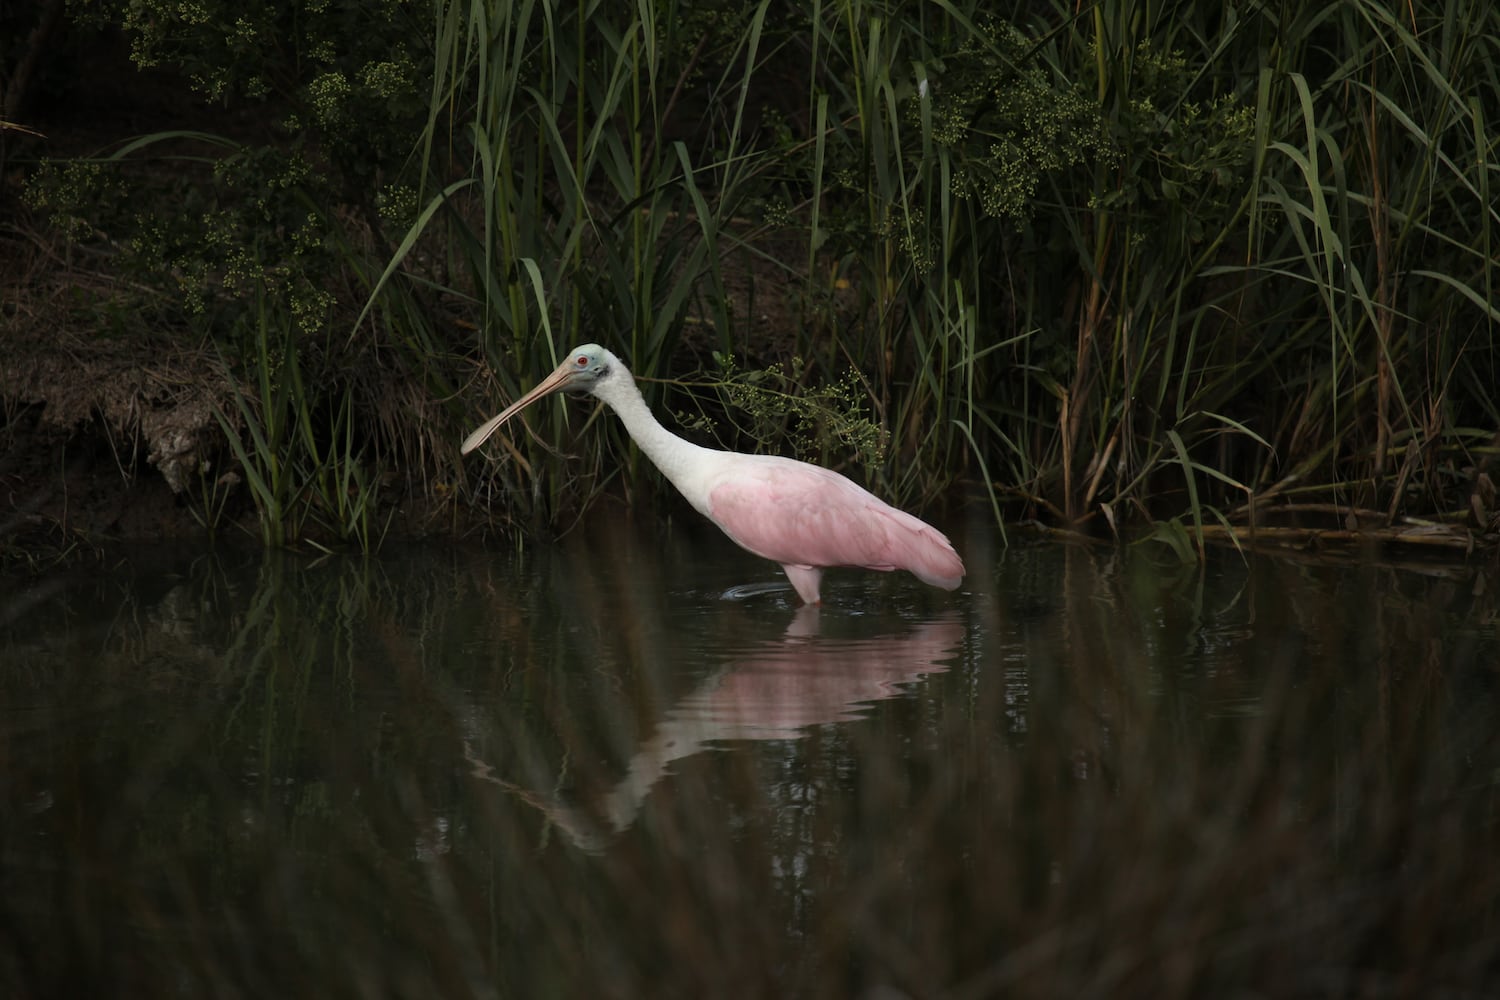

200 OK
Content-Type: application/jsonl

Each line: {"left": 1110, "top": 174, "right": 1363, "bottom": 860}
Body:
{"left": 460, "top": 362, "right": 579, "bottom": 454}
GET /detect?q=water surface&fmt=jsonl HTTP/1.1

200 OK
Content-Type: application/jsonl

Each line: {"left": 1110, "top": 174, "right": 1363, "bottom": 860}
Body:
{"left": 2, "top": 519, "right": 1498, "bottom": 997}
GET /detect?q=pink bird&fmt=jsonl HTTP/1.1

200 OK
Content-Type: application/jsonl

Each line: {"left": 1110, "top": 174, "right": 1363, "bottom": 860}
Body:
{"left": 461, "top": 344, "right": 964, "bottom": 604}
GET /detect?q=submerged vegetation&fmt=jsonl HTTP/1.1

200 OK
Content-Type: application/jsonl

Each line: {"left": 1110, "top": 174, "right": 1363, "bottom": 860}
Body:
{"left": 3, "top": 0, "right": 1499, "bottom": 554}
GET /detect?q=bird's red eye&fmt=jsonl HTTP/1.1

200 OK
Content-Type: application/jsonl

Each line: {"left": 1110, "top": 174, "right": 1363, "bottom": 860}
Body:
{"left": 576, "top": 355, "right": 588, "bottom": 366}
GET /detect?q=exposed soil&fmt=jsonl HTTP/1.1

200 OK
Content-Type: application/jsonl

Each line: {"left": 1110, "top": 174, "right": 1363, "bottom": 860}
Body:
{"left": 0, "top": 303, "right": 248, "bottom": 556}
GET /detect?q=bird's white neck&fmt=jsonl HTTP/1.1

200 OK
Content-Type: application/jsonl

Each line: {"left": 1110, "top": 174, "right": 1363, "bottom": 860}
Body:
{"left": 590, "top": 367, "right": 719, "bottom": 512}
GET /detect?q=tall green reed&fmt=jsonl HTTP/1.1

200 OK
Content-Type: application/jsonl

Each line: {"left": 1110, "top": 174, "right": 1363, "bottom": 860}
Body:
{"left": 377, "top": 0, "right": 1500, "bottom": 542}
{"left": 797, "top": 0, "right": 989, "bottom": 508}
{"left": 1244, "top": 0, "right": 1500, "bottom": 516}
{"left": 386, "top": 0, "right": 776, "bottom": 517}
{"left": 216, "top": 289, "right": 381, "bottom": 549}
{"left": 808, "top": 0, "right": 1500, "bottom": 538}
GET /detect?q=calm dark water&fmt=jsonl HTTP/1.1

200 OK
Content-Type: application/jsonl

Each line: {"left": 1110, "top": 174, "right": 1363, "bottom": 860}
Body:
{"left": 2, "top": 517, "right": 1498, "bottom": 998}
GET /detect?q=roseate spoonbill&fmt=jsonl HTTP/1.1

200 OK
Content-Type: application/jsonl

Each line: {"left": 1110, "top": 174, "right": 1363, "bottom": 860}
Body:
{"left": 461, "top": 344, "right": 964, "bottom": 604}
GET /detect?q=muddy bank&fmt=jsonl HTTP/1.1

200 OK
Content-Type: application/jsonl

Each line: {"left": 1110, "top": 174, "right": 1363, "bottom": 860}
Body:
{"left": 1, "top": 316, "right": 223, "bottom": 546}
{"left": 0, "top": 323, "right": 463, "bottom": 562}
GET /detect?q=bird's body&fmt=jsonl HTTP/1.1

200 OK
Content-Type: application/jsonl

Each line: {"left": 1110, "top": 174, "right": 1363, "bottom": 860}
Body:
{"left": 462, "top": 344, "right": 964, "bottom": 604}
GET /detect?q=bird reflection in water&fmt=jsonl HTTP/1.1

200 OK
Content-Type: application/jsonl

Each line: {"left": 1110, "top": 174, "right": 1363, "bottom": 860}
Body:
{"left": 463, "top": 606, "right": 965, "bottom": 852}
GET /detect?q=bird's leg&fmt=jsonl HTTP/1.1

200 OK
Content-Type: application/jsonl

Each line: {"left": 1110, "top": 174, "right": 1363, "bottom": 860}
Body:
{"left": 782, "top": 565, "right": 824, "bottom": 605}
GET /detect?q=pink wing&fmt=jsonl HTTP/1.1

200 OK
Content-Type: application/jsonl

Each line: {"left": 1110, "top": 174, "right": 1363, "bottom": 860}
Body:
{"left": 704, "top": 456, "right": 964, "bottom": 589}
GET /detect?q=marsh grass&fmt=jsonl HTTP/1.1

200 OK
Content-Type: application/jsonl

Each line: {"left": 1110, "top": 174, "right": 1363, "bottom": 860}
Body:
{"left": 214, "top": 291, "right": 383, "bottom": 548}
{"left": 11, "top": 0, "right": 1500, "bottom": 551}
{"left": 415, "top": 0, "right": 1499, "bottom": 547}
{"left": 384, "top": 0, "right": 783, "bottom": 515}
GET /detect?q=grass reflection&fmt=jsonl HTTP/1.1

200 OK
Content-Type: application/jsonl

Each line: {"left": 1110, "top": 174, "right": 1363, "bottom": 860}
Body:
{"left": 1, "top": 536, "right": 1497, "bottom": 997}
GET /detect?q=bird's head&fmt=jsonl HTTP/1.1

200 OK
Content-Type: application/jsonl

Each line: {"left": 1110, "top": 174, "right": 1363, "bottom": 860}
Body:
{"left": 552, "top": 344, "right": 616, "bottom": 393}
{"left": 461, "top": 344, "right": 625, "bottom": 454}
